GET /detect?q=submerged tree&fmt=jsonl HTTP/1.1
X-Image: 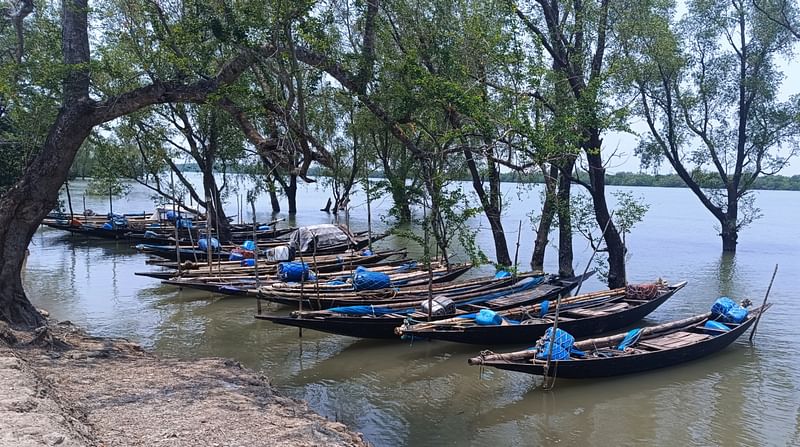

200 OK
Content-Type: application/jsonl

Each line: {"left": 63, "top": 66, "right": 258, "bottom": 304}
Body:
{"left": 628, "top": 0, "right": 800, "bottom": 251}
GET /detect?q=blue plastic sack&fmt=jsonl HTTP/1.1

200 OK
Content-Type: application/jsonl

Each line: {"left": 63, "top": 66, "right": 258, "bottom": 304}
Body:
{"left": 258, "top": 225, "right": 271, "bottom": 231}
{"left": 197, "top": 237, "right": 220, "bottom": 252}
{"left": 710, "top": 297, "right": 748, "bottom": 323}
{"left": 353, "top": 268, "right": 391, "bottom": 291}
{"left": 241, "top": 258, "right": 256, "bottom": 267}
{"left": 144, "top": 230, "right": 158, "bottom": 238}
{"left": 725, "top": 306, "right": 748, "bottom": 324}
{"left": 704, "top": 320, "right": 730, "bottom": 332}
{"left": 241, "top": 240, "right": 256, "bottom": 251}
{"left": 711, "top": 297, "right": 736, "bottom": 317}
{"left": 278, "top": 262, "right": 310, "bottom": 282}
{"left": 536, "top": 342, "right": 571, "bottom": 360}
{"left": 361, "top": 248, "right": 373, "bottom": 256}
{"left": 535, "top": 327, "right": 583, "bottom": 360}
{"left": 495, "top": 270, "right": 511, "bottom": 279}
{"left": 475, "top": 309, "right": 503, "bottom": 325}
{"left": 166, "top": 210, "right": 180, "bottom": 222}
{"left": 176, "top": 219, "right": 192, "bottom": 229}
{"left": 102, "top": 222, "right": 113, "bottom": 230}
{"left": 229, "top": 252, "right": 244, "bottom": 261}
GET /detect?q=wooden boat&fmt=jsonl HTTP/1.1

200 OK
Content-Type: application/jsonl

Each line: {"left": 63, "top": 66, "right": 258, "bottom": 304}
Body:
{"left": 254, "top": 273, "right": 592, "bottom": 339}
{"left": 161, "top": 262, "right": 468, "bottom": 296}
{"left": 135, "top": 230, "right": 386, "bottom": 261}
{"left": 467, "top": 302, "right": 770, "bottom": 378}
{"left": 396, "top": 281, "right": 687, "bottom": 344}
{"left": 258, "top": 271, "right": 548, "bottom": 309}
{"left": 135, "top": 249, "right": 407, "bottom": 279}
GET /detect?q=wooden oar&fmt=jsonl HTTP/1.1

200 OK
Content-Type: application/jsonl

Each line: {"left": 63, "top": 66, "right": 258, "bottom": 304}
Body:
{"left": 749, "top": 263, "right": 778, "bottom": 343}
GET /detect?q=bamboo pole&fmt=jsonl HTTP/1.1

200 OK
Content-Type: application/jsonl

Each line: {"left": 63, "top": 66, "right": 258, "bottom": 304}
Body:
{"left": 749, "top": 264, "right": 778, "bottom": 342}
{"left": 252, "top": 199, "right": 261, "bottom": 315}
{"left": 170, "top": 171, "right": 181, "bottom": 275}
{"left": 512, "top": 220, "right": 522, "bottom": 279}
{"left": 542, "top": 211, "right": 614, "bottom": 390}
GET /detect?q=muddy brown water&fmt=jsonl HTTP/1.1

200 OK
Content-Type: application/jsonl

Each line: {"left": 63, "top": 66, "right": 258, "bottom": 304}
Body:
{"left": 25, "top": 177, "right": 800, "bottom": 446}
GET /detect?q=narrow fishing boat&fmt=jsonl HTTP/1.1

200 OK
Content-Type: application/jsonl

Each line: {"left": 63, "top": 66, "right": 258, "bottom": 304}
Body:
{"left": 254, "top": 273, "right": 592, "bottom": 339}
{"left": 162, "top": 262, "right": 467, "bottom": 296}
{"left": 467, "top": 298, "right": 769, "bottom": 378}
{"left": 258, "top": 270, "right": 546, "bottom": 309}
{"left": 396, "top": 281, "right": 686, "bottom": 344}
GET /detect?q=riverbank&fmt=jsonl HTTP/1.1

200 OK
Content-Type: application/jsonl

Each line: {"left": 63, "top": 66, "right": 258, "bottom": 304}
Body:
{"left": 0, "top": 319, "right": 366, "bottom": 447}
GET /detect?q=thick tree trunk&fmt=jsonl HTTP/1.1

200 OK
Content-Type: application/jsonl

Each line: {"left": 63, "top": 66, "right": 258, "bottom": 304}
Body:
{"left": 0, "top": 106, "right": 94, "bottom": 327}
{"left": 463, "top": 149, "right": 511, "bottom": 266}
{"left": 556, "top": 160, "right": 575, "bottom": 278}
{"left": 390, "top": 186, "right": 412, "bottom": 223}
{"left": 721, "top": 216, "right": 738, "bottom": 252}
{"left": 585, "top": 140, "right": 626, "bottom": 288}
{"left": 202, "top": 170, "right": 231, "bottom": 243}
{"left": 286, "top": 174, "right": 297, "bottom": 214}
{"left": 532, "top": 165, "right": 557, "bottom": 272}
{"left": 269, "top": 189, "right": 281, "bottom": 213}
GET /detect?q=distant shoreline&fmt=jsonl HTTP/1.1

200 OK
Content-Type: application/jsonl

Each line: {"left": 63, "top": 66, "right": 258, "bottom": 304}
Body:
{"left": 68, "top": 168, "right": 800, "bottom": 193}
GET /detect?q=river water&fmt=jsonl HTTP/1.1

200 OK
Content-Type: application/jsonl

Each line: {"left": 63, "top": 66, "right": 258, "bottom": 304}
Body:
{"left": 24, "top": 176, "right": 800, "bottom": 446}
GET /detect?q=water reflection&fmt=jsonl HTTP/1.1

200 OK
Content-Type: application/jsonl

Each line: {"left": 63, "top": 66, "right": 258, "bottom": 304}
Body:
{"left": 23, "top": 179, "right": 800, "bottom": 446}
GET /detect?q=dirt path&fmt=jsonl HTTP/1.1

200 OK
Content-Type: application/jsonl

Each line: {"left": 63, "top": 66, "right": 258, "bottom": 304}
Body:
{"left": 1, "top": 322, "right": 366, "bottom": 447}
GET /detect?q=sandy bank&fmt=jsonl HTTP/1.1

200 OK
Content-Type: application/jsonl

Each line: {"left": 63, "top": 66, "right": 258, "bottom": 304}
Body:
{"left": 0, "top": 320, "right": 366, "bottom": 447}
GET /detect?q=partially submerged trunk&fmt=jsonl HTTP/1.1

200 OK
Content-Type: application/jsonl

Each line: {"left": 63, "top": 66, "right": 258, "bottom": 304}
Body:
{"left": 556, "top": 160, "right": 575, "bottom": 278}
{"left": 532, "top": 164, "right": 557, "bottom": 272}
{"left": 202, "top": 170, "right": 231, "bottom": 243}
{"left": 586, "top": 144, "right": 626, "bottom": 288}
{"left": 286, "top": 174, "right": 297, "bottom": 215}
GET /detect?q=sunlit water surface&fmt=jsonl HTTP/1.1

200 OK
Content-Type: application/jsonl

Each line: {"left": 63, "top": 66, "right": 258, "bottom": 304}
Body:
{"left": 25, "top": 176, "right": 800, "bottom": 446}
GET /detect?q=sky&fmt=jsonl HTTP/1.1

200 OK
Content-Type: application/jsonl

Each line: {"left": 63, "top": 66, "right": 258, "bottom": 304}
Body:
{"left": 605, "top": 48, "right": 800, "bottom": 176}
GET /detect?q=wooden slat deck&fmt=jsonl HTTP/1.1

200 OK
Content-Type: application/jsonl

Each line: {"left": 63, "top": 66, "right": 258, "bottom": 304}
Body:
{"left": 638, "top": 331, "right": 712, "bottom": 350}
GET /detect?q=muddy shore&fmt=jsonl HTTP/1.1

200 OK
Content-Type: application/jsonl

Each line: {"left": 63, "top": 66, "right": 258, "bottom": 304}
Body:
{"left": 0, "top": 319, "right": 366, "bottom": 447}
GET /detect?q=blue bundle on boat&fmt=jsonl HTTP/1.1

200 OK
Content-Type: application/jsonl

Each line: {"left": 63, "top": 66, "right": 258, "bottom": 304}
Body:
{"left": 278, "top": 262, "right": 310, "bottom": 282}
{"left": 197, "top": 237, "right": 220, "bottom": 252}
{"left": 229, "top": 252, "right": 244, "bottom": 261}
{"left": 494, "top": 270, "right": 512, "bottom": 279}
{"left": 176, "top": 219, "right": 192, "bottom": 229}
{"left": 536, "top": 327, "right": 583, "bottom": 360}
{"left": 394, "top": 261, "right": 418, "bottom": 273}
{"left": 258, "top": 225, "right": 271, "bottom": 231}
{"left": 241, "top": 240, "right": 256, "bottom": 251}
{"left": 165, "top": 210, "right": 181, "bottom": 222}
{"left": 241, "top": 258, "right": 256, "bottom": 267}
{"left": 352, "top": 266, "right": 391, "bottom": 291}
{"left": 102, "top": 222, "right": 113, "bottom": 230}
{"left": 475, "top": 309, "right": 503, "bottom": 325}
{"left": 704, "top": 320, "right": 730, "bottom": 332}
{"left": 711, "top": 297, "right": 748, "bottom": 324}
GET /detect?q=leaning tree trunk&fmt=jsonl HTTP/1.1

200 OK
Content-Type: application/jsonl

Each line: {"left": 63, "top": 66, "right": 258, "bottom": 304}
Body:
{"left": 390, "top": 185, "right": 412, "bottom": 223}
{"left": 0, "top": 106, "right": 94, "bottom": 327}
{"left": 532, "top": 164, "right": 558, "bottom": 272}
{"left": 202, "top": 170, "right": 231, "bottom": 243}
{"left": 585, "top": 146, "right": 626, "bottom": 288}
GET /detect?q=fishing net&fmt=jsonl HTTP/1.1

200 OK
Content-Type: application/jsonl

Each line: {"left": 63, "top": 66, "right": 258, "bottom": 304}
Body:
{"left": 352, "top": 266, "right": 391, "bottom": 291}
{"left": 535, "top": 327, "right": 584, "bottom": 360}
{"left": 625, "top": 283, "right": 661, "bottom": 300}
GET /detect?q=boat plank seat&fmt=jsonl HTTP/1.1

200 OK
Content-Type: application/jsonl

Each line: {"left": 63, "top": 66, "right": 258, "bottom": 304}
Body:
{"left": 638, "top": 331, "right": 712, "bottom": 350}
{"left": 562, "top": 303, "right": 629, "bottom": 318}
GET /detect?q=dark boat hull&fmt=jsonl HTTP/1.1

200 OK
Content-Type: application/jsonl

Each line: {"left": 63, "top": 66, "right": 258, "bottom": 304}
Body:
{"left": 255, "top": 275, "right": 589, "bottom": 339}
{"left": 403, "top": 285, "right": 682, "bottom": 344}
{"left": 479, "top": 313, "right": 758, "bottom": 378}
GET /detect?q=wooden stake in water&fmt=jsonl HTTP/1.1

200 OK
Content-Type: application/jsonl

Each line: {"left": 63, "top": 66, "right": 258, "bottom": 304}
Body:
{"left": 251, "top": 199, "right": 261, "bottom": 315}
{"left": 65, "top": 180, "right": 74, "bottom": 221}
{"left": 365, "top": 164, "right": 373, "bottom": 252}
{"left": 170, "top": 171, "right": 181, "bottom": 274}
{"left": 750, "top": 264, "right": 778, "bottom": 343}
{"left": 512, "top": 220, "right": 522, "bottom": 279}
{"left": 542, "top": 212, "right": 614, "bottom": 390}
